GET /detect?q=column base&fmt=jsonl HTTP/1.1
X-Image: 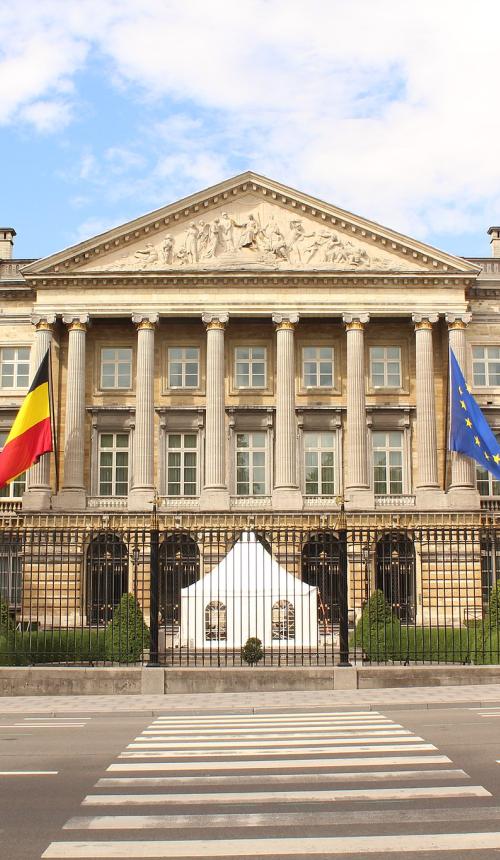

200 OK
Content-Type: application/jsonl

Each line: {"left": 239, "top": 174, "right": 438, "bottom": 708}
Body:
{"left": 344, "top": 488, "right": 374, "bottom": 511}
{"left": 271, "top": 487, "right": 303, "bottom": 511}
{"left": 128, "top": 488, "right": 154, "bottom": 512}
{"left": 447, "top": 486, "right": 481, "bottom": 510}
{"left": 199, "top": 487, "right": 230, "bottom": 511}
{"left": 415, "top": 488, "right": 447, "bottom": 510}
{"left": 52, "top": 489, "right": 87, "bottom": 511}
{"left": 22, "top": 488, "right": 52, "bottom": 512}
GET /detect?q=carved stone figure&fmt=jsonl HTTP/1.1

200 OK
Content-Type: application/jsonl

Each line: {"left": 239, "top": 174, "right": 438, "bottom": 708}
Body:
{"left": 161, "top": 235, "right": 174, "bottom": 265}
{"left": 220, "top": 213, "right": 236, "bottom": 252}
{"left": 198, "top": 221, "right": 210, "bottom": 257}
{"left": 133, "top": 243, "right": 158, "bottom": 267}
{"left": 237, "top": 213, "right": 260, "bottom": 249}
{"left": 184, "top": 222, "right": 199, "bottom": 264}
{"left": 205, "top": 218, "right": 222, "bottom": 258}
{"left": 287, "top": 220, "right": 315, "bottom": 264}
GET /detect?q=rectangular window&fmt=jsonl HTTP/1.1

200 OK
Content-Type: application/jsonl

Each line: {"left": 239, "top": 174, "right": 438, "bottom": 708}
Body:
{"left": 0, "top": 541, "right": 22, "bottom": 606}
{"left": 234, "top": 346, "right": 267, "bottom": 389}
{"left": 100, "top": 347, "right": 132, "bottom": 389}
{"left": 0, "top": 347, "right": 30, "bottom": 389}
{"left": 168, "top": 347, "right": 200, "bottom": 389}
{"left": 304, "top": 432, "right": 335, "bottom": 495}
{"left": 373, "top": 430, "right": 404, "bottom": 495}
{"left": 302, "top": 346, "right": 334, "bottom": 388}
{"left": 236, "top": 431, "right": 267, "bottom": 495}
{"left": 472, "top": 346, "right": 500, "bottom": 387}
{"left": 477, "top": 432, "right": 500, "bottom": 496}
{"left": 98, "top": 432, "right": 129, "bottom": 496}
{"left": 167, "top": 433, "right": 198, "bottom": 496}
{"left": 370, "top": 346, "right": 402, "bottom": 388}
{"left": 0, "top": 432, "right": 26, "bottom": 498}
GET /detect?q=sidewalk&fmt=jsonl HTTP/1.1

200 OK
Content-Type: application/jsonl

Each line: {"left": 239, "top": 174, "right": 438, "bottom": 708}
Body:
{"left": 1, "top": 684, "right": 500, "bottom": 714}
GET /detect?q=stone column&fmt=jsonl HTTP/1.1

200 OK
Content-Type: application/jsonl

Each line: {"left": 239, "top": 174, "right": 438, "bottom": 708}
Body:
{"left": 412, "top": 313, "right": 444, "bottom": 508}
{"left": 200, "top": 312, "right": 230, "bottom": 510}
{"left": 343, "top": 313, "right": 373, "bottom": 509}
{"left": 53, "top": 314, "right": 89, "bottom": 511}
{"left": 446, "top": 312, "right": 480, "bottom": 509}
{"left": 128, "top": 313, "right": 159, "bottom": 511}
{"left": 272, "top": 312, "right": 302, "bottom": 510}
{"left": 22, "top": 313, "right": 56, "bottom": 511}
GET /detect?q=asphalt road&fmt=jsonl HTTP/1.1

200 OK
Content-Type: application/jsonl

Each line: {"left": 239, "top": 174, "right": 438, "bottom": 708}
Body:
{"left": 1, "top": 705, "right": 500, "bottom": 858}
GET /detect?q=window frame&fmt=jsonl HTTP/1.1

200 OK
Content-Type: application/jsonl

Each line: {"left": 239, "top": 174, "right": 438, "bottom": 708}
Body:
{"left": 97, "top": 431, "right": 130, "bottom": 498}
{"left": 233, "top": 345, "right": 268, "bottom": 390}
{"left": 165, "top": 431, "right": 199, "bottom": 497}
{"left": 166, "top": 345, "right": 201, "bottom": 391}
{"left": 99, "top": 346, "right": 133, "bottom": 391}
{"left": 369, "top": 345, "right": 402, "bottom": 390}
{"left": 372, "top": 429, "right": 405, "bottom": 496}
{"left": 0, "top": 345, "right": 31, "bottom": 392}
{"left": 303, "top": 430, "right": 336, "bottom": 496}
{"left": 472, "top": 345, "right": 500, "bottom": 389}
{"left": 301, "top": 345, "right": 335, "bottom": 390}
{"left": 0, "top": 539, "right": 22, "bottom": 607}
{"left": 234, "top": 430, "right": 268, "bottom": 496}
{"left": 477, "top": 430, "right": 500, "bottom": 497}
{"left": 0, "top": 430, "right": 26, "bottom": 499}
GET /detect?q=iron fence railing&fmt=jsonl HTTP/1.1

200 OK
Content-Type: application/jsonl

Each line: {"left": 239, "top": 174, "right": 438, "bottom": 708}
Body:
{"left": 0, "top": 523, "right": 499, "bottom": 666}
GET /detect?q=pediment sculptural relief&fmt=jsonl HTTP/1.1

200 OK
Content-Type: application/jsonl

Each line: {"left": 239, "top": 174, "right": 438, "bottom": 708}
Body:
{"left": 82, "top": 199, "right": 426, "bottom": 273}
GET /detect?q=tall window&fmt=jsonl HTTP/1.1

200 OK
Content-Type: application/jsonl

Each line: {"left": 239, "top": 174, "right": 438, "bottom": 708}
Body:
{"left": 0, "top": 347, "right": 30, "bottom": 389}
{"left": 472, "top": 346, "right": 500, "bottom": 387}
{"left": 167, "top": 433, "right": 198, "bottom": 496}
{"left": 168, "top": 347, "right": 200, "bottom": 388}
{"left": 373, "top": 430, "right": 404, "bottom": 495}
{"left": 236, "top": 431, "right": 266, "bottom": 495}
{"left": 100, "top": 348, "right": 132, "bottom": 389}
{"left": 370, "top": 346, "right": 401, "bottom": 388}
{"left": 0, "top": 537, "right": 22, "bottom": 606}
{"left": 98, "top": 432, "right": 129, "bottom": 496}
{"left": 304, "top": 432, "right": 335, "bottom": 495}
{"left": 302, "top": 346, "right": 334, "bottom": 388}
{"left": 0, "top": 432, "right": 25, "bottom": 499}
{"left": 477, "top": 432, "right": 500, "bottom": 496}
{"left": 234, "top": 346, "right": 266, "bottom": 389}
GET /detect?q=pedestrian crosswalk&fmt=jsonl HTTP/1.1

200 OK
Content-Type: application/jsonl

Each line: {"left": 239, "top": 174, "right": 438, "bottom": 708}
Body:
{"left": 42, "top": 708, "right": 500, "bottom": 858}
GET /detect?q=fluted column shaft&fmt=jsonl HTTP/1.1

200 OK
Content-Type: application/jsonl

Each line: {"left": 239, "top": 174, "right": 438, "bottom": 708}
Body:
{"left": 413, "top": 313, "right": 439, "bottom": 489}
{"left": 61, "top": 315, "right": 88, "bottom": 490}
{"left": 447, "top": 313, "right": 475, "bottom": 489}
{"left": 202, "top": 313, "right": 228, "bottom": 489}
{"left": 27, "top": 314, "right": 55, "bottom": 491}
{"left": 272, "top": 313, "right": 299, "bottom": 489}
{"left": 131, "top": 314, "right": 158, "bottom": 491}
{"left": 344, "top": 313, "right": 370, "bottom": 490}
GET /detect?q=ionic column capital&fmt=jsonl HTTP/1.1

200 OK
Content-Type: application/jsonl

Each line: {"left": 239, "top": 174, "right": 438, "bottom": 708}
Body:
{"left": 412, "top": 312, "right": 439, "bottom": 330}
{"left": 202, "top": 311, "right": 229, "bottom": 330}
{"left": 132, "top": 313, "right": 159, "bottom": 330}
{"left": 445, "top": 312, "right": 472, "bottom": 330}
{"left": 31, "top": 312, "right": 56, "bottom": 331}
{"left": 343, "top": 312, "right": 369, "bottom": 330}
{"left": 62, "top": 313, "right": 89, "bottom": 332}
{"left": 272, "top": 312, "right": 299, "bottom": 331}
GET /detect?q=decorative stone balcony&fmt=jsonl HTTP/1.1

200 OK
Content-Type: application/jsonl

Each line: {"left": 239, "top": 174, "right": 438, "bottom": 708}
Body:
{"left": 480, "top": 497, "right": 500, "bottom": 511}
{"left": 87, "top": 497, "right": 128, "bottom": 510}
{"left": 374, "top": 494, "right": 416, "bottom": 508}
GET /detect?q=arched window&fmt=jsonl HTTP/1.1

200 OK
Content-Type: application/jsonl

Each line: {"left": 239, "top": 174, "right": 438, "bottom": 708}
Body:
{"left": 86, "top": 532, "right": 128, "bottom": 625}
{"left": 376, "top": 532, "right": 415, "bottom": 622}
{"left": 159, "top": 533, "right": 199, "bottom": 625}
{"left": 205, "top": 600, "right": 227, "bottom": 640}
{"left": 0, "top": 534, "right": 22, "bottom": 607}
{"left": 302, "top": 531, "right": 340, "bottom": 626}
{"left": 272, "top": 600, "right": 295, "bottom": 640}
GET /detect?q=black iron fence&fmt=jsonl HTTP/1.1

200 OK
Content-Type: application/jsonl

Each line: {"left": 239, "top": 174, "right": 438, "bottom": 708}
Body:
{"left": 0, "top": 522, "right": 499, "bottom": 666}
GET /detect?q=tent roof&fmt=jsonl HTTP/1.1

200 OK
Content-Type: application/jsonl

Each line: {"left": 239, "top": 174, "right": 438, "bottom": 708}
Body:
{"left": 181, "top": 531, "right": 316, "bottom": 598}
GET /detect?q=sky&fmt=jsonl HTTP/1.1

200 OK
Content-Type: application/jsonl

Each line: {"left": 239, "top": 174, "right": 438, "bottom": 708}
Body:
{"left": 1, "top": 0, "right": 499, "bottom": 261}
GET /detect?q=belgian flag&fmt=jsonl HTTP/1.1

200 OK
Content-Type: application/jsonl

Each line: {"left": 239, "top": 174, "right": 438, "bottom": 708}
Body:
{"left": 0, "top": 348, "right": 53, "bottom": 489}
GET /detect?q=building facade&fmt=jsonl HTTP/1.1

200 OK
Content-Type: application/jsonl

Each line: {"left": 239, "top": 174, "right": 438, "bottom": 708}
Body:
{"left": 1, "top": 173, "right": 499, "bottom": 641}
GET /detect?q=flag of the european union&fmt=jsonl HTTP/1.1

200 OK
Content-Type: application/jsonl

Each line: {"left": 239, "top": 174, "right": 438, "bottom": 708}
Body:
{"left": 449, "top": 348, "right": 500, "bottom": 479}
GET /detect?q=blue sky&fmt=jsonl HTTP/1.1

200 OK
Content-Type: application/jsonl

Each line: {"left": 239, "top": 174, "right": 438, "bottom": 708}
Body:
{"left": 1, "top": 1, "right": 499, "bottom": 261}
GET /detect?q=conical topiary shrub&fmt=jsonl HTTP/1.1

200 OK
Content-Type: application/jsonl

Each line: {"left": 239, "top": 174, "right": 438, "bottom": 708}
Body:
{"left": 353, "top": 589, "right": 402, "bottom": 662}
{"left": 241, "top": 637, "right": 264, "bottom": 666}
{"left": 104, "top": 593, "right": 149, "bottom": 664}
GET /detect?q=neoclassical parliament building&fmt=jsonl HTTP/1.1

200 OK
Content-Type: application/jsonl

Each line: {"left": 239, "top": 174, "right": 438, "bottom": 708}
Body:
{"left": 1, "top": 172, "right": 499, "bottom": 522}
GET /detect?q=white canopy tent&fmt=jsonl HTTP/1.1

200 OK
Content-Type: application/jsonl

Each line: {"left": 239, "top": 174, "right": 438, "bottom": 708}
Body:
{"left": 180, "top": 531, "right": 318, "bottom": 649}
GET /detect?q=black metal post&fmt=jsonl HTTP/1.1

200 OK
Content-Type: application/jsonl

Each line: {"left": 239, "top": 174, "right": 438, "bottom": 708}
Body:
{"left": 337, "top": 519, "right": 351, "bottom": 666}
{"left": 149, "top": 525, "right": 160, "bottom": 665}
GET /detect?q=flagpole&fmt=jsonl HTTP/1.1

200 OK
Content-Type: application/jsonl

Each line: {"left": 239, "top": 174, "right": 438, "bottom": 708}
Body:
{"left": 48, "top": 344, "right": 59, "bottom": 495}
{"left": 444, "top": 344, "right": 451, "bottom": 490}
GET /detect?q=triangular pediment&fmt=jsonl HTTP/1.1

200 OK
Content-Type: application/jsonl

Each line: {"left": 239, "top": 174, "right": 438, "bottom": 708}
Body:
{"left": 23, "top": 172, "right": 479, "bottom": 277}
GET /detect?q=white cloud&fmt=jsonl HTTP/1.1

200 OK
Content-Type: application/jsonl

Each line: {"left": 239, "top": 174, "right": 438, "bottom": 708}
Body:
{"left": 1, "top": 0, "right": 500, "bottom": 247}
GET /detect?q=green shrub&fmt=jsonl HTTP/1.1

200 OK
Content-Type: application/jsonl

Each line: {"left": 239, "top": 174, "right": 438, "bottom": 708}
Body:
{"left": 104, "top": 593, "right": 149, "bottom": 663}
{"left": 352, "top": 590, "right": 402, "bottom": 662}
{"left": 473, "top": 585, "right": 500, "bottom": 664}
{"left": 241, "top": 637, "right": 264, "bottom": 665}
{"left": 0, "top": 596, "right": 13, "bottom": 637}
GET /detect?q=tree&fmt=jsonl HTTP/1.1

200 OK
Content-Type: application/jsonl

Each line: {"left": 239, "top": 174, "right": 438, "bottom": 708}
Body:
{"left": 104, "top": 593, "right": 149, "bottom": 663}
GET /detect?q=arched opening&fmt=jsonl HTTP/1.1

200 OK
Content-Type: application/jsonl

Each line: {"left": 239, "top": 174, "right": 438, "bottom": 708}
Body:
{"left": 0, "top": 534, "right": 23, "bottom": 608}
{"left": 86, "top": 532, "right": 128, "bottom": 625}
{"left": 205, "top": 600, "right": 227, "bottom": 640}
{"left": 302, "top": 531, "right": 340, "bottom": 628}
{"left": 376, "top": 532, "right": 416, "bottom": 622}
{"left": 272, "top": 599, "right": 295, "bottom": 640}
{"left": 159, "top": 533, "right": 199, "bottom": 625}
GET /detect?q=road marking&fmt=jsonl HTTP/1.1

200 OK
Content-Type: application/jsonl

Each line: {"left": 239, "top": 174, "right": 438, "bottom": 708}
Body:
{"left": 119, "top": 743, "right": 437, "bottom": 757}
{"left": 140, "top": 728, "right": 407, "bottom": 739}
{"left": 0, "top": 724, "right": 87, "bottom": 729}
{"left": 109, "top": 754, "right": 452, "bottom": 771}
{"left": 82, "top": 785, "right": 490, "bottom": 805}
{"left": 23, "top": 717, "right": 90, "bottom": 721}
{"left": 96, "top": 768, "right": 469, "bottom": 787}
{"left": 153, "top": 710, "right": 376, "bottom": 719}
{"left": 0, "top": 770, "right": 58, "bottom": 776}
{"left": 127, "top": 735, "right": 423, "bottom": 749}
{"left": 65, "top": 804, "right": 500, "bottom": 830}
{"left": 42, "top": 832, "right": 500, "bottom": 857}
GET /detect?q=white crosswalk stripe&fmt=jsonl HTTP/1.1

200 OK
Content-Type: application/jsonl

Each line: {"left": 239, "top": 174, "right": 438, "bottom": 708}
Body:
{"left": 42, "top": 708, "right": 499, "bottom": 858}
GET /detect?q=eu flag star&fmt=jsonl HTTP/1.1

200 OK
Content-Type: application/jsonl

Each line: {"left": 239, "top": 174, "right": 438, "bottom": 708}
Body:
{"left": 494, "top": 454, "right": 500, "bottom": 464}
{"left": 459, "top": 386, "right": 463, "bottom": 395}
{"left": 465, "top": 418, "right": 472, "bottom": 428}
{"left": 485, "top": 452, "right": 490, "bottom": 460}
{"left": 466, "top": 384, "right": 472, "bottom": 393}
{"left": 460, "top": 400, "right": 467, "bottom": 410}
{"left": 474, "top": 436, "right": 481, "bottom": 446}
